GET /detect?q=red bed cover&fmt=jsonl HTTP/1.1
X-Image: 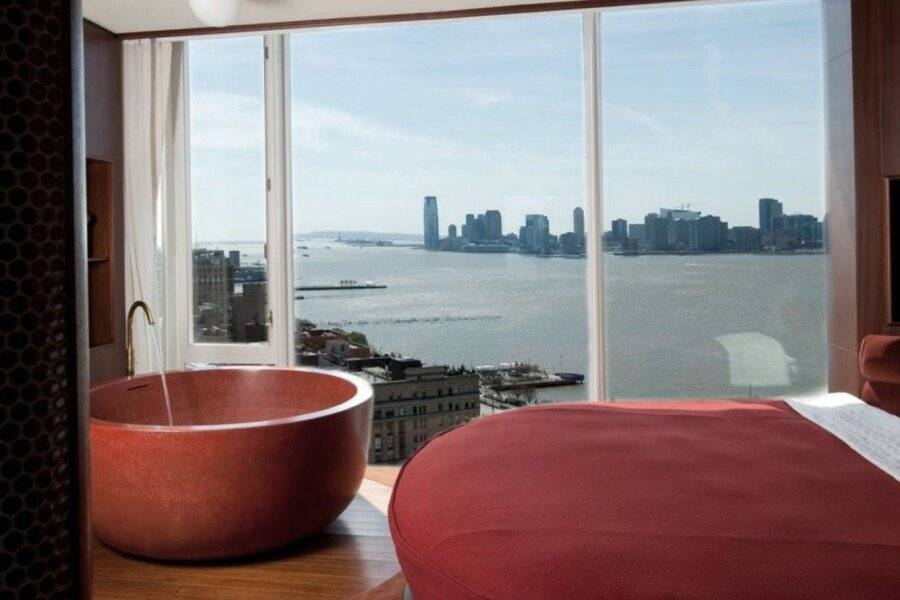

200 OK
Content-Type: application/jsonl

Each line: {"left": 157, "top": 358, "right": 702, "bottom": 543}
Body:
{"left": 389, "top": 400, "right": 900, "bottom": 599}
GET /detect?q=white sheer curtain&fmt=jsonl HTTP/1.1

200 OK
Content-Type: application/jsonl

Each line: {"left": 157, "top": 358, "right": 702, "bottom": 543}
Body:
{"left": 122, "top": 40, "right": 187, "bottom": 375}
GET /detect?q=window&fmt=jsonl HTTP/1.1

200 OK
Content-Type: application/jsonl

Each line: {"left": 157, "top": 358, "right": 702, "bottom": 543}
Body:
{"left": 183, "top": 35, "right": 292, "bottom": 365}
{"left": 188, "top": 36, "right": 268, "bottom": 345}
{"left": 289, "top": 14, "right": 591, "bottom": 422}
{"left": 599, "top": 0, "right": 826, "bottom": 399}
{"left": 172, "top": 1, "right": 828, "bottom": 463}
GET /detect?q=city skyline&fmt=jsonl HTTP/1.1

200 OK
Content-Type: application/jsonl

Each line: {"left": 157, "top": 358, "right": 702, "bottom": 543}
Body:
{"left": 189, "top": 0, "right": 824, "bottom": 242}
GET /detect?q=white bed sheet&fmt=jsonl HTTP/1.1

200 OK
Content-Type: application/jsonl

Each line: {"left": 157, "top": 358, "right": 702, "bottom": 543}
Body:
{"left": 786, "top": 392, "right": 900, "bottom": 482}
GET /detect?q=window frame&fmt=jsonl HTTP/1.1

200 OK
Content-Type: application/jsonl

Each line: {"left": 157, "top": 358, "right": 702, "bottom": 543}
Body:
{"left": 172, "top": 34, "right": 294, "bottom": 367}
{"left": 169, "top": 16, "right": 606, "bottom": 399}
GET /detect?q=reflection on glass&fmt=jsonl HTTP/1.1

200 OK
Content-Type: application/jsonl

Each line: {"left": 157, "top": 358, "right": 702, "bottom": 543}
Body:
{"left": 188, "top": 36, "right": 268, "bottom": 344}
{"left": 289, "top": 15, "right": 588, "bottom": 462}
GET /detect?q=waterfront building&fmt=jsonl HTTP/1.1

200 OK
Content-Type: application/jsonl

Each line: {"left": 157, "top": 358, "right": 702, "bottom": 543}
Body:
{"left": 574, "top": 207, "right": 585, "bottom": 247}
{"left": 485, "top": 210, "right": 502, "bottom": 240}
{"left": 440, "top": 231, "right": 464, "bottom": 251}
{"left": 620, "top": 237, "right": 641, "bottom": 254}
{"left": 361, "top": 359, "right": 481, "bottom": 463}
{"left": 463, "top": 213, "right": 476, "bottom": 241}
{"left": 461, "top": 243, "right": 508, "bottom": 253}
{"left": 611, "top": 218, "right": 628, "bottom": 242}
{"left": 758, "top": 198, "right": 783, "bottom": 242}
{"left": 560, "top": 231, "right": 581, "bottom": 254}
{"left": 644, "top": 213, "right": 671, "bottom": 251}
{"left": 423, "top": 196, "right": 440, "bottom": 249}
{"left": 628, "top": 223, "right": 646, "bottom": 243}
{"left": 730, "top": 226, "right": 762, "bottom": 252}
{"left": 697, "top": 215, "right": 726, "bottom": 251}
{"left": 521, "top": 214, "right": 551, "bottom": 254}
{"left": 774, "top": 213, "right": 822, "bottom": 249}
{"left": 475, "top": 214, "right": 486, "bottom": 241}
{"left": 659, "top": 207, "right": 700, "bottom": 221}
{"left": 674, "top": 219, "right": 699, "bottom": 250}
{"left": 192, "top": 249, "right": 234, "bottom": 341}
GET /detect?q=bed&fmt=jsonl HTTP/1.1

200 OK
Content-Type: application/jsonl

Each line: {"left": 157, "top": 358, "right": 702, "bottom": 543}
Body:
{"left": 388, "top": 336, "right": 900, "bottom": 599}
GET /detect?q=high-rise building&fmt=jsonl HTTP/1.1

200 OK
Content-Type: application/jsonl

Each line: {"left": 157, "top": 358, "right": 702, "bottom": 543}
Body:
{"left": 758, "top": 198, "right": 783, "bottom": 241}
{"left": 193, "top": 249, "right": 234, "bottom": 341}
{"left": 559, "top": 232, "right": 580, "bottom": 254}
{"left": 659, "top": 207, "right": 700, "bottom": 221}
{"left": 697, "top": 215, "right": 725, "bottom": 251}
{"left": 448, "top": 224, "right": 457, "bottom": 238}
{"left": 644, "top": 213, "right": 670, "bottom": 251}
{"left": 628, "top": 223, "right": 646, "bottom": 242}
{"left": 611, "top": 218, "right": 628, "bottom": 241}
{"left": 228, "top": 250, "right": 241, "bottom": 268}
{"left": 475, "top": 214, "right": 486, "bottom": 241}
{"left": 463, "top": 213, "right": 477, "bottom": 242}
{"left": 522, "top": 214, "right": 550, "bottom": 254}
{"left": 730, "top": 226, "right": 762, "bottom": 252}
{"left": 774, "top": 214, "right": 821, "bottom": 249}
{"left": 485, "top": 210, "right": 502, "bottom": 240}
{"left": 423, "top": 196, "right": 439, "bottom": 249}
{"left": 573, "top": 207, "right": 585, "bottom": 246}
{"left": 674, "top": 219, "right": 698, "bottom": 250}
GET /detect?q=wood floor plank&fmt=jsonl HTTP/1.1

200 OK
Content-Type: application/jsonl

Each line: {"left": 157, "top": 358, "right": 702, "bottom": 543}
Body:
{"left": 92, "top": 491, "right": 401, "bottom": 599}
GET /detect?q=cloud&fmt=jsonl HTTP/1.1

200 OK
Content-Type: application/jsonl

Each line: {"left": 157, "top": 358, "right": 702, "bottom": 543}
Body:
{"left": 703, "top": 42, "right": 781, "bottom": 149}
{"left": 454, "top": 89, "right": 515, "bottom": 107}
{"left": 604, "top": 102, "right": 667, "bottom": 136}
{"left": 189, "top": 91, "right": 264, "bottom": 151}
{"left": 291, "top": 102, "right": 430, "bottom": 153}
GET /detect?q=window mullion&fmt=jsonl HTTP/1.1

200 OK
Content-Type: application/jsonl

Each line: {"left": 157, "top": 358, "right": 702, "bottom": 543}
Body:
{"left": 583, "top": 12, "right": 606, "bottom": 402}
{"left": 263, "top": 33, "right": 294, "bottom": 367}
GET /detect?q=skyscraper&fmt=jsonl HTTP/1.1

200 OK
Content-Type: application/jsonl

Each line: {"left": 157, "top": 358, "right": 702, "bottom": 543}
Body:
{"left": 697, "top": 215, "right": 725, "bottom": 251}
{"left": 573, "top": 207, "right": 585, "bottom": 246}
{"left": 758, "top": 198, "right": 783, "bottom": 241}
{"left": 485, "top": 210, "right": 502, "bottom": 240}
{"left": 522, "top": 214, "right": 550, "bottom": 254}
{"left": 423, "top": 196, "right": 439, "bottom": 249}
{"left": 644, "top": 213, "right": 670, "bottom": 251}
{"left": 463, "top": 213, "right": 477, "bottom": 242}
{"left": 611, "top": 218, "right": 628, "bottom": 241}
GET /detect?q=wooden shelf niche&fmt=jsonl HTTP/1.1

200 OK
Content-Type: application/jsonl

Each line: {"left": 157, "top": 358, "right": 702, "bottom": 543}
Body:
{"left": 87, "top": 158, "right": 115, "bottom": 348}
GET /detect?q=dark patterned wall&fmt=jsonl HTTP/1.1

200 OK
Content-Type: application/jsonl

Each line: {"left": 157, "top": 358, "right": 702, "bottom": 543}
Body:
{"left": 0, "top": 1, "right": 89, "bottom": 598}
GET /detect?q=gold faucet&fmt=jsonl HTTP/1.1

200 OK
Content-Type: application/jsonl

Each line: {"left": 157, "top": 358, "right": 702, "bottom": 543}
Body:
{"left": 126, "top": 300, "right": 156, "bottom": 377}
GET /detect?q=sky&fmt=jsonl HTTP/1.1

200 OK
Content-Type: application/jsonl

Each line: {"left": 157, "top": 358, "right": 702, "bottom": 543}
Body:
{"left": 188, "top": 0, "right": 824, "bottom": 242}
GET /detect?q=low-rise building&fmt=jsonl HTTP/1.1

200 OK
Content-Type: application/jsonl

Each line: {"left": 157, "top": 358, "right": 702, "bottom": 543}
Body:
{"left": 359, "top": 359, "right": 481, "bottom": 463}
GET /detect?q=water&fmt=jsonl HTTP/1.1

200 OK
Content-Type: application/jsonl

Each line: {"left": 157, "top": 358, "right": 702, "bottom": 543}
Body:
{"left": 148, "top": 323, "right": 175, "bottom": 426}
{"left": 292, "top": 241, "right": 828, "bottom": 401}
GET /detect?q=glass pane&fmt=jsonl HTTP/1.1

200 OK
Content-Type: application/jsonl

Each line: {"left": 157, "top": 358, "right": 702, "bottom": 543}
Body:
{"left": 290, "top": 14, "right": 588, "bottom": 463}
{"left": 600, "top": 0, "right": 826, "bottom": 399}
{"left": 188, "top": 36, "right": 268, "bottom": 344}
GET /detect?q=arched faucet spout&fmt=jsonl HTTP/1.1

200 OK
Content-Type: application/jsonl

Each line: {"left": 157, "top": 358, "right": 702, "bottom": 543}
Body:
{"left": 126, "top": 301, "right": 156, "bottom": 377}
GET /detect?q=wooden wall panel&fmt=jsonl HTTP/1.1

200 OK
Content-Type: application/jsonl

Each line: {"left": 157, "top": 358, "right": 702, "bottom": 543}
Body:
{"left": 827, "top": 0, "right": 900, "bottom": 392}
{"left": 85, "top": 20, "right": 126, "bottom": 382}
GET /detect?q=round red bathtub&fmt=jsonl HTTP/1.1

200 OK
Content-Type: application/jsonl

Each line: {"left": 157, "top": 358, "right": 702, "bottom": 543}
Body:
{"left": 90, "top": 367, "right": 373, "bottom": 560}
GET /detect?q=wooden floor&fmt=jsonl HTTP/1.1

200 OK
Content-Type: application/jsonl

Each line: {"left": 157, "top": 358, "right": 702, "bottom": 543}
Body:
{"left": 92, "top": 469, "right": 402, "bottom": 600}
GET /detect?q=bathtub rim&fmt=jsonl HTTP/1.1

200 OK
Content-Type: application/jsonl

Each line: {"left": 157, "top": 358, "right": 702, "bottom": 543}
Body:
{"left": 89, "top": 366, "right": 374, "bottom": 432}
